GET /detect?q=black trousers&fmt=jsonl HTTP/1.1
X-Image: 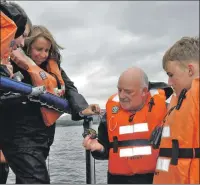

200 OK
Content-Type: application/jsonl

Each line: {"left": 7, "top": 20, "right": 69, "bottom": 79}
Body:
{"left": 107, "top": 172, "right": 154, "bottom": 184}
{"left": 2, "top": 146, "right": 50, "bottom": 184}
{"left": 0, "top": 163, "right": 9, "bottom": 184}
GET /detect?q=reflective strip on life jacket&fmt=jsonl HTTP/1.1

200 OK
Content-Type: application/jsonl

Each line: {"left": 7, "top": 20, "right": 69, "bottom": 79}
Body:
{"left": 161, "top": 125, "right": 170, "bottom": 138}
{"left": 119, "top": 123, "right": 148, "bottom": 134}
{"left": 120, "top": 146, "right": 152, "bottom": 157}
{"left": 156, "top": 157, "right": 171, "bottom": 172}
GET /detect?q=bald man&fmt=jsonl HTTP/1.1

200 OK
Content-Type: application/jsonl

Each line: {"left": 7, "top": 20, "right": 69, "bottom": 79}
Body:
{"left": 82, "top": 67, "right": 173, "bottom": 184}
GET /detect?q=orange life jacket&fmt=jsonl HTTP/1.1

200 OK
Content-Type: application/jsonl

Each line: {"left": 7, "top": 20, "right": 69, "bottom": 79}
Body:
{"left": 106, "top": 89, "right": 167, "bottom": 176}
{"left": 28, "top": 61, "right": 66, "bottom": 126}
{"left": 0, "top": 12, "right": 17, "bottom": 60}
{"left": 14, "top": 53, "right": 66, "bottom": 126}
{"left": 46, "top": 59, "right": 65, "bottom": 96}
{"left": 153, "top": 77, "right": 200, "bottom": 184}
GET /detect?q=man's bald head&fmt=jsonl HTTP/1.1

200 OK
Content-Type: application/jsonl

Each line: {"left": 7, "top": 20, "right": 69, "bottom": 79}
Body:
{"left": 118, "top": 67, "right": 149, "bottom": 89}
{"left": 117, "top": 67, "right": 149, "bottom": 111}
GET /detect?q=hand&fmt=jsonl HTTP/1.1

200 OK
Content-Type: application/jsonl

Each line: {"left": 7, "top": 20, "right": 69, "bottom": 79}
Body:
{"left": 82, "top": 135, "right": 104, "bottom": 152}
{"left": 10, "top": 49, "right": 35, "bottom": 70}
{"left": 81, "top": 104, "right": 101, "bottom": 116}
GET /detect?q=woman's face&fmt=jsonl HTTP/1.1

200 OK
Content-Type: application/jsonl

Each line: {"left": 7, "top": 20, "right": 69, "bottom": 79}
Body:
{"left": 29, "top": 36, "right": 51, "bottom": 65}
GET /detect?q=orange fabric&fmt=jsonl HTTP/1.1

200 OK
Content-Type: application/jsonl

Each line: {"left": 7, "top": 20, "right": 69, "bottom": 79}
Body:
{"left": 27, "top": 64, "right": 63, "bottom": 126}
{"left": 0, "top": 12, "right": 17, "bottom": 60}
{"left": 0, "top": 150, "right": 7, "bottom": 163}
{"left": 46, "top": 59, "right": 65, "bottom": 96}
{"left": 158, "top": 89, "right": 166, "bottom": 99}
{"left": 106, "top": 90, "right": 167, "bottom": 175}
{"left": 153, "top": 78, "right": 200, "bottom": 184}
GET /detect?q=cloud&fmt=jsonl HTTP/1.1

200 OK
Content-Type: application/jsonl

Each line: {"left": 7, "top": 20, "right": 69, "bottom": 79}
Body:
{"left": 18, "top": 1, "right": 199, "bottom": 108}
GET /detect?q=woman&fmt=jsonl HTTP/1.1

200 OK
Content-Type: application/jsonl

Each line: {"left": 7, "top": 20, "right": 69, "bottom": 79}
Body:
{"left": 1, "top": 25, "right": 100, "bottom": 183}
{"left": 153, "top": 37, "right": 199, "bottom": 184}
{"left": 24, "top": 25, "right": 66, "bottom": 98}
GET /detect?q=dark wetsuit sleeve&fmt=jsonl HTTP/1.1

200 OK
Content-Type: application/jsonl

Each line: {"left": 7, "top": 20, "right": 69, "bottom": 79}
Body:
{"left": 0, "top": 162, "right": 9, "bottom": 184}
{"left": 60, "top": 68, "right": 89, "bottom": 121}
{"left": 92, "top": 113, "right": 109, "bottom": 160}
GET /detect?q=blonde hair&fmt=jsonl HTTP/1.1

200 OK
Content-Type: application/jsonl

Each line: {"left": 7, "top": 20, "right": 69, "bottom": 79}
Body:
{"left": 162, "top": 36, "right": 199, "bottom": 70}
{"left": 25, "top": 25, "right": 64, "bottom": 65}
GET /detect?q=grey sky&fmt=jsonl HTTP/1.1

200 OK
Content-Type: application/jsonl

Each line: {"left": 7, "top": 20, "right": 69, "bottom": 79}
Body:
{"left": 18, "top": 1, "right": 199, "bottom": 108}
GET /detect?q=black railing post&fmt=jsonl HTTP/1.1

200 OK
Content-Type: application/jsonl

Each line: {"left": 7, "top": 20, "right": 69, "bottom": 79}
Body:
{"left": 83, "top": 116, "right": 96, "bottom": 184}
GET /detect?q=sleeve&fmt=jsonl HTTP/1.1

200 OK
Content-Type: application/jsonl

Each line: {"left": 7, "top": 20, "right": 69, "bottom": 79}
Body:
{"left": 91, "top": 113, "right": 109, "bottom": 160}
{"left": 60, "top": 68, "right": 89, "bottom": 121}
{"left": 0, "top": 92, "right": 28, "bottom": 108}
{"left": 0, "top": 12, "right": 17, "bottom": 58}
{"left": 0, "top": 64, "right": 27, "bottom": 107}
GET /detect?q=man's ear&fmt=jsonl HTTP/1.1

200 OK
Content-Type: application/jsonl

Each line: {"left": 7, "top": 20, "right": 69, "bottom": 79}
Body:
{"left": 188, "top": 64, "right": 194, "bottom": 77}
{"left": 142, "top": 87, "right": 148, "bottom": 96}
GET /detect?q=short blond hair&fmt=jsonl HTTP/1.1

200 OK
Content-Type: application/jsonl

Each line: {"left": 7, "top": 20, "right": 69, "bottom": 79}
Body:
{"left": 162, "top": 37, "right": 199, "bottom": 69}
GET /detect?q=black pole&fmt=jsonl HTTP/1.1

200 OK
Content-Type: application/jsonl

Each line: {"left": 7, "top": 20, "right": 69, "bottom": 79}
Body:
{"left": 83, "top": 116, "right": 96, "bottom": 184}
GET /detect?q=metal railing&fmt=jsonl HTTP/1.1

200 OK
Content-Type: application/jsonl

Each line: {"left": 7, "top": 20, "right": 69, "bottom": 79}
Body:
{"left": 83, "top": 116, "right": 96, "bottom": 184}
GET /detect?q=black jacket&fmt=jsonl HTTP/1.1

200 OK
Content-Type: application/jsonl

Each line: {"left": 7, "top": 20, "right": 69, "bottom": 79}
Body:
{"left": 91, "top": 112, "right": 109, "bottom": 160}
{"left": 0, "top": 62, "right": 88, "bottom": 147}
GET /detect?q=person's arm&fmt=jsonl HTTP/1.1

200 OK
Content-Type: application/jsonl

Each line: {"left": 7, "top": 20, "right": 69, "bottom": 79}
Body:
{"left": 91, "top": 113, "right": 109, "bottom": 160}
{"left": 0, "top": 11, "right": 17, "bottom": 61}
{"left": 60, "top": 68, "right": 89, "bottom": 121}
